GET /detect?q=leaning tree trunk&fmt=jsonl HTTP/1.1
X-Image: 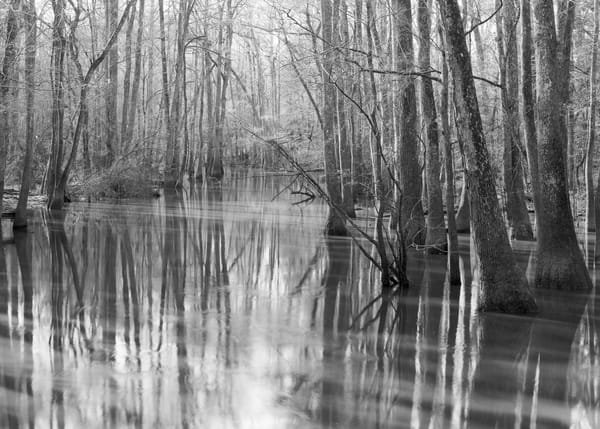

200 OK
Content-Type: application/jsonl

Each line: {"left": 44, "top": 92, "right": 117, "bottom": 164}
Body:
{"left": 0, "top": 0, "right": 20, "bottom": 216}
{"left": 418, "top": 0, "right": 447, "bottom": 253}
{"left": 393, "top": 0, "right": 425, "bottom": 245}
{"left": 15, "top": 0, "right": 37, "bottom": 228}
{"left": 320, "top": 0, "right": 347, "bottom": 235}
{"left": 533, "top": 0, "right": 591, "bottom": 290}
{"left": 439, "top": 0, "right": 537, "bottom": 313}
{"left": 497, "top": 0, "right": 534, "bottom": 240}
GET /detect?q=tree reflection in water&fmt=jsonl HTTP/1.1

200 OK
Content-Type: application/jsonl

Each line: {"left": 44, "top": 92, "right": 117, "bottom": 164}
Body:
{"left": 0, "top": 174, "right": 598, "bottom": 427}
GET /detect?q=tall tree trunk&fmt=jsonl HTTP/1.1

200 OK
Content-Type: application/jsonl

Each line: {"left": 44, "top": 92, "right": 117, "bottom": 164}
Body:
{"left": 439, "top": 24, "right": 460, "bottom": 285}
{"left": 497, "top": 0, "right": 534, "bottom": 240}
{"left": 105, "top": 0, "right": 119, "bottom": 165}
{"left": 336, "top": 0, "right": 356, "bottom": 217}
{"left": 533, "top": 0, "right": 591, "bottom": 290}
{"left": 557, "top": 0, "right": 575, "bottom": 186}
{"left": 351, "top": 0, "right": 364, "bottom": 197}
{"left": 166, "top": 0, "right": 192, "bottom": 187}
{"left": 521, "top": 0, "right": 540, "bottom": 218}
{"left": 15, "top": 0, "right": 37, "bottom": 228}
{"left": 125, "top": 0, "right": 144, "bottom": 149}
{"left": 158, "top": 0, "right": 171, "bottom": 170}
{"left": 48, "top": 0, "right": 67, "bottom": 209}
{"left": 418, "top": 0, "right": 447, "bottom": 253}
{"left": 439, "top": 0, "right": 537, "bottom": 313}
{"left": 587, "top": 0, "right": 600, "bottom": 232}
{"left": 50, "top": 0, "right": 135, "bottom": 209}
{"left": 393, "top": 0, "right": 425, "bottom": 245}
{"left": 207, "top": 1, "right": 229, "bottom": 180}
{"left": 0, "top": 0, "right": 20, "bottom": 215}
{"left": 454, "top": 0, "right": 471, "bottom": 234}
{"left": 120, "top": 0, "right": 136, "bottom": 150}
{"left": 321, "top": 0, "right": 347, "bottom": 235}
{"left": 366, "top": 0, "right": 392, "bottom": 287}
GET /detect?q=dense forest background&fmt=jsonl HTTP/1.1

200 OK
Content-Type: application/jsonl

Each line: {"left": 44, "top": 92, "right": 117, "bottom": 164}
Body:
{"left": 1, "top": 0, "right": 598, "bottom": 312}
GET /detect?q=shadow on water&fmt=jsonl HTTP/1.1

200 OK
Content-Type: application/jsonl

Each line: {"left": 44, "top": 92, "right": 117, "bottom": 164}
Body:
{"left": 0, "top": 173, "right": 599, "bottom": 428}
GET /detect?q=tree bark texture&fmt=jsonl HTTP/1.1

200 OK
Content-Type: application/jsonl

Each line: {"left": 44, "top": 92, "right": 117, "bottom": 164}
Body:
{"left": 335, "top": 0, "right": 356, "bottom": 218}
{"left": 15, "top": 0, "right": 37, "bottom": 228}
{"left": 521, "top": 0, "right": 540, "bottom": 217}
{"left": 533, "top": 0, "right": 591, "bottom": 290}
{"left": 498, "top": 0, "right": 534, "bottom": 240}
{"left": 105, "top": 0, "right": 119, "bottom": 165}
{"left": 440, "top": 26, "right": 460, "bottom": 285}
{"left": 418, "top": 0, "right": 447, "bottom": 253}
{"left": 321, "top": 0, "right": 347, "bottom": 236}
{"left": 0, "top": 0, "right": 20, "bottom": 215}
{"left": 587, "top": 0, "right": 600, "bottom": 232}
{"left": 48, "top": 0, "right": 67, "bottom": 209}
{"left": 439, "top": 0, "right": 537, "bottom": 313}
{"left": 393, "top": 0, "right": 425, "bottom": 245}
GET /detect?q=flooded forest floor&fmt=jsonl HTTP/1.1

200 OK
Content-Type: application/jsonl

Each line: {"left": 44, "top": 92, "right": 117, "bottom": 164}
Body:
{"left": 0, "top": 173, "right": 598, "bottom": 428}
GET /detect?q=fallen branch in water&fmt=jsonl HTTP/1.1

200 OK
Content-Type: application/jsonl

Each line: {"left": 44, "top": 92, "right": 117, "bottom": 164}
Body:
{"left": 242, "top": 126, "right": 410, "bottom": 289}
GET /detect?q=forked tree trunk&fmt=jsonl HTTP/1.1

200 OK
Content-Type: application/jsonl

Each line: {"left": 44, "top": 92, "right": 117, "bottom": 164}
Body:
{"left": 15, "top": 0, "right": 37, "bottom": 228}
{"left": 439, "top": 0, "right": 537, "bottom": 313}
{"left": 418, "top": 0, "right": 447, "bottom": 253}
{"left": 533, "top": 0, "right": 591, "bottom": 290}
{"left": 207, "top": 0, "right": 230, "bottom": 180}
{"left": 49, "top": 0, "right": 135, "bottom": 210}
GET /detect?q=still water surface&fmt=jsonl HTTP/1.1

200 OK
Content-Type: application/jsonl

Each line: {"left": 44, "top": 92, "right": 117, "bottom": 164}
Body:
{"left": 0, "top": 173, "right": 598, "bottom": 428}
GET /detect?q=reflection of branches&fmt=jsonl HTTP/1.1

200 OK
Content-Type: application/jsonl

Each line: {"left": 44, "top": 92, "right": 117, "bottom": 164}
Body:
{"left": 349, "top": 292, "right": 383, "bottom": 330}
{"left": 241, "top": 126, "right": 382, "bottom": 270}
{"left": 291, "top": 245, "right": 323, "bottom": 296}
{"left": 227, "top": 223, "right": 255, "bottom": 272}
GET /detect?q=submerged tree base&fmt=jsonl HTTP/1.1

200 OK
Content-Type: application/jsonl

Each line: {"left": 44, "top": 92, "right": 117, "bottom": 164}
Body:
{"left": 477, "top": 265, "right": 538, "bottom": 313}
{"left": 478, "top": 282, "right": 538, "bottom": 314}
{"left": 535, "top": 246, "right": 592, "bottom": 290}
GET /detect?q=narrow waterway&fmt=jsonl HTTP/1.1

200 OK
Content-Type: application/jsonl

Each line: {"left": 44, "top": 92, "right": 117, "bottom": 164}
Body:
{"left": 0, "top": 173, "right": 598, "bottom": 428}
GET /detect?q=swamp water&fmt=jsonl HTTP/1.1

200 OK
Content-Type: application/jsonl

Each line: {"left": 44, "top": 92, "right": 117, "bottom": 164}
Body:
{"left": 0, "top": 173, "right": 598, "bottom": 428}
